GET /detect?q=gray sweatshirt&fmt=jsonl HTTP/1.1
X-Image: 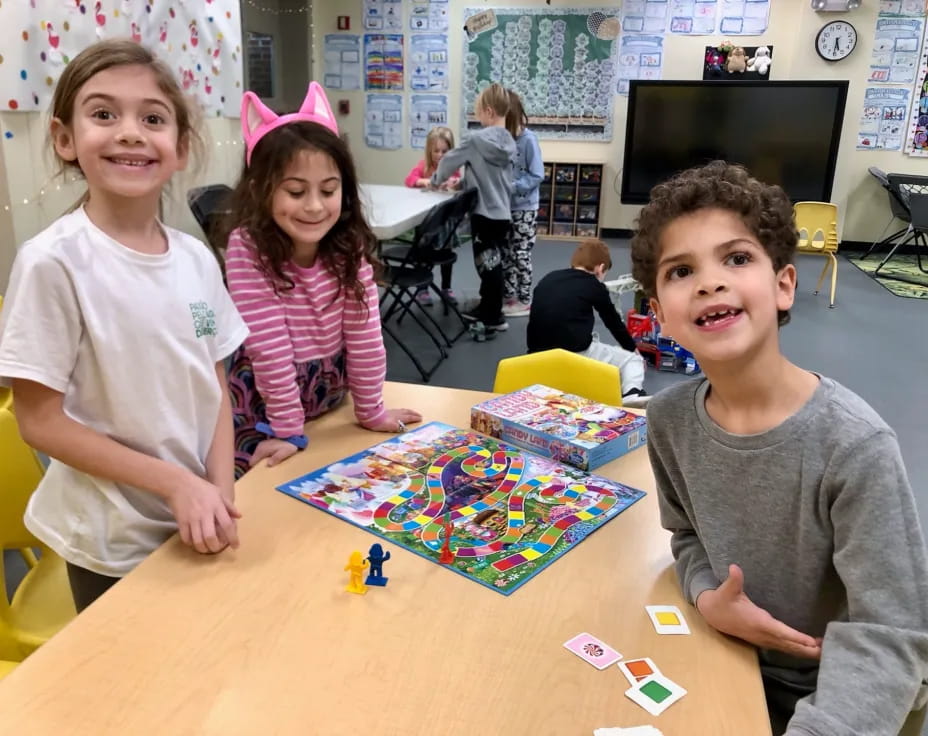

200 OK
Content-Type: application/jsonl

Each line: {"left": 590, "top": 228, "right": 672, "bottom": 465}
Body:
{"left": 648, "top": 376, "right": 928, "bottom": 735}
{"left": 432, "top": 125, "right": 515, "bottom": 221}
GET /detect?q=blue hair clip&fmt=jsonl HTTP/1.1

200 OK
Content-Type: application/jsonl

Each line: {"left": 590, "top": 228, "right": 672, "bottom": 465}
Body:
{"left": 255, "top": 422, "right": 308, "bottom": 450}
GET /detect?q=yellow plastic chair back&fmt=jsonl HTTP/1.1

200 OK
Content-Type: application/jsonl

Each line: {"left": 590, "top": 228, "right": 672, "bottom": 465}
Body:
{"left": 493, "top": 348, "right": 622, "bottom": 405}
{"left": 794, "top": 202, "right": 840, "bottom": 308}
{"left": 0, "top": 659, "right": 17, "bottom": 681}
{"left": 0, "top": 407, "right": 76, "bottom": 660}
{"left": 0, "top": 294, "right": 8, "bottom": 411}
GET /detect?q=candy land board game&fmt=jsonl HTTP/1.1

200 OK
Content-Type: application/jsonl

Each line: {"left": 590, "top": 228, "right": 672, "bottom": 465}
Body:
{"left": 470, "top": 385, "right": 647, "bottom": 471}
{"left": 277, "top": 422, "right": 646, "bottom": 595}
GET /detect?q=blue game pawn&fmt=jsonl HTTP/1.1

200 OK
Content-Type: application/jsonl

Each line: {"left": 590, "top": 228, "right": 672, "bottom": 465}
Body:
{"left": 365, "top": 543, "right": 391, "bottom": 587}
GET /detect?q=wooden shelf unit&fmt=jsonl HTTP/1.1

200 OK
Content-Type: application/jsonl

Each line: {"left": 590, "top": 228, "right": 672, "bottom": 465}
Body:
{"left": 536, "top": 162, "right": 603, "bottom": 240}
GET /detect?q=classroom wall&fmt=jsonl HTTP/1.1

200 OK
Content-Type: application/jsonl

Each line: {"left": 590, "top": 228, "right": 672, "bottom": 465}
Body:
{"left": 311, "top": 0, "right": 927, "bottom": 243}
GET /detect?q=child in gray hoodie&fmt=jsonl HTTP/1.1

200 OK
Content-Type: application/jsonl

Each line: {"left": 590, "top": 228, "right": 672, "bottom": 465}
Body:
{"left": 432, "top": 83, "right": 516, "bottom": 331}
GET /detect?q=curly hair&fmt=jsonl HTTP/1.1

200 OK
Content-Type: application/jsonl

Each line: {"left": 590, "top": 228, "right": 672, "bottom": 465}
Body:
{"left": 221, "top": 121, "right": 379, "bottom": 306}
{"left": 630, "top": 161, "right": 798, "bottom": 326}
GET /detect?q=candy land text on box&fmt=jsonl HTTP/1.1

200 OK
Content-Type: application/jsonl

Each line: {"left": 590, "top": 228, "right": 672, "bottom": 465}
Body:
{"left": 470, "top": 384, "right": 647, "bottom": 471}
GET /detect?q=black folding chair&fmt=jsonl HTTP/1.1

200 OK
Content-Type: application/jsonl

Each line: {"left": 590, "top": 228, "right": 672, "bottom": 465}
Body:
{"left": 873, "top": 188, "right": 928, "bottom": 284}
{"left": 187, "top": 185, "right": 233, "bottom": 269}
{"left": 862, "top": 168, "right": 914, "bottom": 260}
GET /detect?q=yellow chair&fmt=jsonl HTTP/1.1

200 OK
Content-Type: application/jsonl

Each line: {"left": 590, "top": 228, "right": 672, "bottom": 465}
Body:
{"left": 0, "top": 406, "right": 76, "bottom": 661}
{"left": 493, "top": 348, "right": 622, "bottom": 405}
{"left": 0, "top": 294, "right": 8, "bottom": 412}
{"left": 0, "top": 660, "right": 17, "bottom": 680}
{"left": 794, "top": 202, "right": 840, "bottom": 308}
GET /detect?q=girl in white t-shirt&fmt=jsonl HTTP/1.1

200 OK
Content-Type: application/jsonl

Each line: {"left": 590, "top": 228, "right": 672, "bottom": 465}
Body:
{"left": 0, "top": 40, "right": 248, "bottom": 612}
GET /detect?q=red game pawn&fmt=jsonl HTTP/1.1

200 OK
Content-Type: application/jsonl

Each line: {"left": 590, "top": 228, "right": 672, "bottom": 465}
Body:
{"left": 438, "top": 512, "right": 455, "bottom": 564}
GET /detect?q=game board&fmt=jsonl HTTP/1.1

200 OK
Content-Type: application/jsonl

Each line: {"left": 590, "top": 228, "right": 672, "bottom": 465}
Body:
{"left": 277, "top": 422, "right": 646, "bottom": 595}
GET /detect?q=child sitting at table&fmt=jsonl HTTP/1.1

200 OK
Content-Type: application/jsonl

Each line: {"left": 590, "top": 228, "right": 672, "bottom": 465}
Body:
{"left": 631, "top": 160, "right": 928, "bottom": 735}
{"left": 527, "top": 239, "right": 648, "bottom": 407}
{"left": 403, "top": 126, "right": 460, "bottom": 306}
{"left": 431, "top": 83, "right": 515, "bottom": 333}
{"left": 223, "top": 81, "right": 421, "bottom": 478}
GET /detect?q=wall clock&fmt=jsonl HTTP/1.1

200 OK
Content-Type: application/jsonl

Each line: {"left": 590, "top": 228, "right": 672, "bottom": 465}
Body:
{"left": 815, "top": 20, "right": 857, "bottom": 62}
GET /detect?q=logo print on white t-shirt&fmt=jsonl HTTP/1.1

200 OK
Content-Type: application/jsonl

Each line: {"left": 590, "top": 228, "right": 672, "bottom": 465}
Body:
{"left": 189, "top": 301, "right": 217, "bottom": 338}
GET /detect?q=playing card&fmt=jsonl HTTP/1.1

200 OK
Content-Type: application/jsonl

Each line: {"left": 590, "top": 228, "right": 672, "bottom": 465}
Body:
{"left": 563, "top": 632, "right": 623, "bottom": 669}
{"left": 617, "top": 656, "right": 661, "bottom": 686}
{"left": 645, "top": 605, "right": 690, "bottom": 635}
{"left": 625, "top": 673, "right": 687, "bottom": 716}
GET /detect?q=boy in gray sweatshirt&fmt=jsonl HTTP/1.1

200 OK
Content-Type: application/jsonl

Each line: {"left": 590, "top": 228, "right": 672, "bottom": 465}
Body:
{"left": 631, "top": 161, "right": 928, "bottom": 736}
{"left": 432, "top": 83, "right": 515, "bottom": 331}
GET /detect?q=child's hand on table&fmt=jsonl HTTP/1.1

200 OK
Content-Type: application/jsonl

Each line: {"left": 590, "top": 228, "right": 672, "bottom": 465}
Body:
{"left": 696, "top": 564, "right": 823, "bottom": 660}
{"left": 168, "top": 476, "right": 242, "bottom": 555}
{"left": 364, "top": 408, "right": 423, "bottom": 433}
{"left": 251, "top": 438, "right": 299, "bottom": 468}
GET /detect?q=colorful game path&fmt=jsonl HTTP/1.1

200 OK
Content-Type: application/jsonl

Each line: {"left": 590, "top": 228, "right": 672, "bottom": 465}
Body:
{"left": 277, "top": 422, "right": 646, "bottom": 595}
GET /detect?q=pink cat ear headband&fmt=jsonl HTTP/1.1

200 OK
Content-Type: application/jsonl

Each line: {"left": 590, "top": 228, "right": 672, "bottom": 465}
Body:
{"left": 241, "top": 81, "right": 338, "bottom": 165}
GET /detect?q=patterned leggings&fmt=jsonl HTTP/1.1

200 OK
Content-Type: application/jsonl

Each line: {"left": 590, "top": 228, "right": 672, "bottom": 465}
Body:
{"left": 502, "top": 209, "right": 537, "bottom": 304}
{"left": 228, "top": 346, "right": 348, "bottom": 479}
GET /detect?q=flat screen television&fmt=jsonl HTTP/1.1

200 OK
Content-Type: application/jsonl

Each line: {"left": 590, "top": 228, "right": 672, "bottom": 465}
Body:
{"left": 621, "top": 80, "right": 849, "bottom": 204}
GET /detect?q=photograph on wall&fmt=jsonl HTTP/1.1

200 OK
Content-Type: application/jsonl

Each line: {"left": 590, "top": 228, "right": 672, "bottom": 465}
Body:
{"left": 324, "top": 34, "right": 362, "bottom": 90}
{"left": 363, "top": 0, "right": 403, "bottom": 31}
{"left": 365, "top": 93, "right": 403, "bottom": 149}
{"left": 718, "top": 0, "right": 771, "bottom": 35}
{"left": 409, "top": 94, "right": 449, "bottom": 148}
{"left": 857, "top": 86, "right": 911, "bottom": 150}
{"left": 669, "top": 0, "right": 718, "bottom": 35}
{"left": 409, "top": 33, "right": 449, "bottom": 91}
{"left": 0, "top": 1, "right": 242, "bottom": 117}
{"left": 364, "top": 33, "right": 404, "bottom": 90}
{"left": 868, "top": 17, "right": 925, "bottom": 84}
{"left": 621, "top": 0, "right": 669, "bottom": 34}
{"left": 905, "top": 42, "right": 928, "bottom": 156}
{"left": 461, "top": 7, "right": 620, "bottom": 141}
{"left": 617, "top": 34, "right": 664, "bottom": 96}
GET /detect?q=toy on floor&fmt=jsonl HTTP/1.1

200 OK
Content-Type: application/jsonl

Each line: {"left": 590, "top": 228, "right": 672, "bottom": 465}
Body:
{"left": 626, "top": 308, "right": 700, "bottom": 375}
{"left": 438, "top": 512, "right": 456, "bottom": 564}
{"left": 344, "top": 550, "right": 369, "bottom": 595}
{"left": 365, "top": 543, "right": 391, "bottom": 586}
{"left": 468, "top": 320, "right": 498, "bottom": 343}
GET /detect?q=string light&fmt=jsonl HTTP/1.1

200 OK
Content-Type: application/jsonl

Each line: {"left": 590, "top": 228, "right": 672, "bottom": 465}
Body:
{"left": 244, "top": 0, "right": 311, "bottom": 15}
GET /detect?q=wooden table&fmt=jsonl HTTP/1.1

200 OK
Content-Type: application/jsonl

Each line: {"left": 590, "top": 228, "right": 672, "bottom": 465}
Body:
{"left": 0, "top": 384, "right": 770, "bottom": 736}
{"left": 361, "top": 183, "right": 453, "bottom": 240}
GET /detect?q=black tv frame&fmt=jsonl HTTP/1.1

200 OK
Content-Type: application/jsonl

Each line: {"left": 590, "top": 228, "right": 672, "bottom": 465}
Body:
{"left": 620, "top": 80, "right": 849, "bottom": 205}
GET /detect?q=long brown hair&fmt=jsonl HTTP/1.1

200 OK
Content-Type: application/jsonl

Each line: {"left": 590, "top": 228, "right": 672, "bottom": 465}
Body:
{"left": 505, "top": 90, "right": 528, "bottom": 139}
{"left": 222, "top": 121, "right": 378, "bottom": 304}
{"left": 424, "top": 126, "right": 454, "bottom": 174}
{"left": 49, "top": 39, "right": 203, "bottom": 182}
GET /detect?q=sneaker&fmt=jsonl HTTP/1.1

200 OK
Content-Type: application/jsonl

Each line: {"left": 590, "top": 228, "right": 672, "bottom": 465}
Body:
{"left": 484, "top": 317, "right": 509, "bottom": 332}
{"left": 502, "top": 301, "right": 531, "bottom": 317}
{"left": 622, "top": 388, "right": 651, "bottom": 409}
{"left": 460, "top": 309, "right": 480, "bottom": 323}
{"left": 416, "top": 290, "right": 433, "bottom": 307}
{"left": 440, "top": 288, "right": 458, "bottom": 305}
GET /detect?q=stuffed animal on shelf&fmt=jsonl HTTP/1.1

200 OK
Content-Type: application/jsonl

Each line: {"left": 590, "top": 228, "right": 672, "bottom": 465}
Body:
{"left": 705, "top": 46, "right": 724, "bottom": 74}
{"left": 748, "top": 45, "right": 772, "bottom": 75}
{"left": 726, "top": 46, "right": 747, "bottom": 73}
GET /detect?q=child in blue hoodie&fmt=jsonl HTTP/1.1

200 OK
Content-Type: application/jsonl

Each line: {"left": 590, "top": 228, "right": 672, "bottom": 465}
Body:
{"left": 432, "top": 83, "right": 516, "bottom": 332}
{"left": 502, "top": 90, "right": 544, "bottom": 318}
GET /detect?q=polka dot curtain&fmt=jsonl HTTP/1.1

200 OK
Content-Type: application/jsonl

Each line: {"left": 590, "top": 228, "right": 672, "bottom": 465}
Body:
{"left": 0, "top": 0, "right": 243, "bottom": 118}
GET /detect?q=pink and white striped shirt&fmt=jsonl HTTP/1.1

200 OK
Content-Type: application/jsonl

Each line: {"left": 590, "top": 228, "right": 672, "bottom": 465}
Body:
{"left": 225, "top": 228, "right": 388, "bottom": 436}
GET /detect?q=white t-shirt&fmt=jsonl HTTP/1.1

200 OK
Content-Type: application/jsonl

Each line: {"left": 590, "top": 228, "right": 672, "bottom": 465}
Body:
{"left": 0, "top": 207, "right": 248, "bottom": 576}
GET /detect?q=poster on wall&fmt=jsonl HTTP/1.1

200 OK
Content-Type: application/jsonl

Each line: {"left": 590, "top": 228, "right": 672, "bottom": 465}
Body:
{"left": 409, "top": 94, "right": 449, "bottom": 148}
{"left": 718, "top": 0, "right": 771, "bottom": 35}
{"left": 365, "top": 93, "right": 403, "bottom": 149}
{"left": 669, "top": 0, "right": 718, "bottom": 35}
{"left": 868, "top": 17, "right": 925, "bottom": 84}
{"left": 462, "top": 7, "right": 620, "bottom": 141}
{"left": 617, "top": 34, "right": 664, "bottom": 95}
{"left": 905, "top": 43, "right": 928, "bottom": 155}
{"left": 410, "top": 0, "right": 450, "bottom": 32}
{"left": 621, "top": 0, "right": 670, "bottom": 34}
{"left": 364, "top": 33, "right": 404, "bottom": 90}
{"left": 857, "top": 86, "right": 912, "bottom": 150}
{"left": 323, "top": 34, "right": 362, "bottom": 90}
{"left": 879, "top": 1, "right": 928, "bottom": 16}
{"left": 0, "top": 1, "right": 242, "bottom": 117}
{"left": 363, "top": 0, "right": 403, "bottom": 31}
{"left": 409, "top": 34, "right": 449, "bottom": 90}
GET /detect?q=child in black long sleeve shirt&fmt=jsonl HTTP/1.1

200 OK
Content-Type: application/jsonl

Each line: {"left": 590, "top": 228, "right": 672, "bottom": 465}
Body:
{"left": 527, "top": 239, "right": 647, "bottom": 406}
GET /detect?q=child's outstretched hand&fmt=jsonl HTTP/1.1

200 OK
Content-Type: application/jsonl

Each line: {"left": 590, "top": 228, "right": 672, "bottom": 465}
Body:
{"left": 364, "top": 408, "right": 423, "bottom": 433}
{"left": 168, "top": 477, "right": 242, "bottom": 555}
{"left": 250, "top": 438, "right": 299, "bottom": 468}
{"left": 696, "top": 564, "right": 823, "bottom": 660}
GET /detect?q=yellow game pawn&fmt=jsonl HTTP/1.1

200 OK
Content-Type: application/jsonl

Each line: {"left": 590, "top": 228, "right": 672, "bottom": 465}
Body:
{"left": 344, "top": 550, "right": 370, "bottom": 595}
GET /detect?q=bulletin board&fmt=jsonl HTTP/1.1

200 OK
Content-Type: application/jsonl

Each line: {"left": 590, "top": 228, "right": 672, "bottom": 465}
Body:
{"left": 461, "top": 8, "right": 620, "bottom": 141}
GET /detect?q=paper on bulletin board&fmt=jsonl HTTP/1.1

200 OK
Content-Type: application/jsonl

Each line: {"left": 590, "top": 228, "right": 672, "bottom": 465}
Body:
{"left": 364, "top": 33, "right": 404, "bottom": 90}
{"left": 669, "top": 0, "right": 718, "bottom": 34}
{"left": 410, "top": 0, "right": 450, "bottom": 32}
{"left": 879, "top": 1, "right": 928, "bottom": 16}
{"left": 365, "top": 93, "right": 403, "bottom": 149}
{"left": 0, "top": 1, "right": 242, "bottom": 117}
{"left": 868, "top": 17, "right": 925, "bottom": 84}
{"left": 617, "top": 35, "right": 664, "bottom": 95}
{"left": 323, "top": 34, "right": 362, "bottom": 90}
{"left": 621, "top": 0, "right": 669, "bottom": 34}
{"left": 409, "top": 34, "right": 449, "bottom": 90}
{"left": 905, "top": 42, "right": 928, "bottom": 155}
{"left": 409, "top": 94, "right": 449, "bottom": 148}
{"left": 718, "top": 0, "right": 771, "bottom": 35}
{"left": 363, "top": 0, "right": 403, "bottom": 31}
{"left": 858, "top": 86, "right": 911, "bottom": 150}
